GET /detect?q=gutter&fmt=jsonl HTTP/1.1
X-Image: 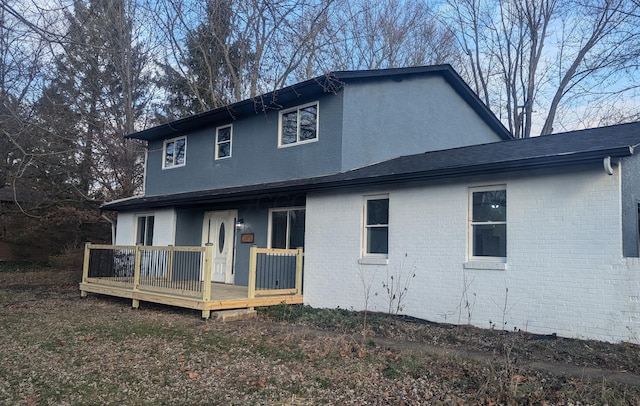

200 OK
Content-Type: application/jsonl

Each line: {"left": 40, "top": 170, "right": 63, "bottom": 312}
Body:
{"left": 101, "top": 145, "right": 634, "bottom": 211}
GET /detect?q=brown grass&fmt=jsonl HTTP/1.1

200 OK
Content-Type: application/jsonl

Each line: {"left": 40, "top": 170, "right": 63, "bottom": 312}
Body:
{"left": 1, "top": 265, "right": 640, "bottom": 405}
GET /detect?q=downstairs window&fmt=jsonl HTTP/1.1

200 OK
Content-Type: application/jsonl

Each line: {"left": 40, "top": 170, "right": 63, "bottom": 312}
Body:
{"left": 363, "top": 195, "right": 389, "bottom": 257}
{"left": 136, "top": 215, "right": 155, "bottom": 245}
{"left": 269, "top": 208, "right": 305, "bottom": 249}
{"left": 469, "top": 186, "right": 506, "bottom": 260}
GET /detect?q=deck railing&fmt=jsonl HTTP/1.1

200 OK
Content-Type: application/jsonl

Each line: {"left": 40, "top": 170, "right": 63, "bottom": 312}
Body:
{"left": 80, "top": 244, "right": 303, "bottom": 317}
{"left": 82, "top": 244, "right": 212, "bottom": 302}
{"left": 248, "top": 246, "right": 304, "bottom": 299}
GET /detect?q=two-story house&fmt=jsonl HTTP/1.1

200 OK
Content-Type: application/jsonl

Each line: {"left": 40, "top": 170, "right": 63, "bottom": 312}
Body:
{"left": 98, "top": 65, "right": 640, "bottom": 343}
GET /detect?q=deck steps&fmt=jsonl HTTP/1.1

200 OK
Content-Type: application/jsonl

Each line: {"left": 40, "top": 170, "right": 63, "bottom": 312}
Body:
{"left": 211, "top": 309, "right": 257, "bottom": 322}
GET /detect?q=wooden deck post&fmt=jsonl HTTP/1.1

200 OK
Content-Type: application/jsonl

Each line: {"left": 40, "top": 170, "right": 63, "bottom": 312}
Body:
{"left": 202, "top": 244, "right": 213, "bottom": 319}
{"left": 80, "top": 243, "right": 91, "bottom": 298}
{"left": 132, "top": 245, "right": 142, "bottom": 309}
{"left": 295, "top": 247, "right": 303, "bottom": 295}
{"left": 167, "top": 245, "right": 174, "bottom": 282}
{"left": 247, "top": 245, "right": 257, "bottom": 310}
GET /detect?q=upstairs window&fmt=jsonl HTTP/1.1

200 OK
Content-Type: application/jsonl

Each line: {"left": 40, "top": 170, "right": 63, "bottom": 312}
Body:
{"left": 364, "top": 195, "right": 389, "bottom": 256}
{"left": 163, "top": 136, "right": 186, "bottom": 168}
{"left": 269, "top": 208, "right": 305, "bottom": 249}
{"left": 136, "top": 215, "right": 154, "bottom": 245}
{"left": 216, "top": 125, "right": 232, "bottom": 159}
{"left": 469, "top": 186, "right": 506, "bottom": 260}
{"left": 279, "top": 102, "right": 318, "bottom": 147}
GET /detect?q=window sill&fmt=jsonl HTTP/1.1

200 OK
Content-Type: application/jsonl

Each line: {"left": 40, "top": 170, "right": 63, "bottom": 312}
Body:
{"left": 463, "top": 261, "right": 507, "bottom": 271}
{"left": 358, "top": 257, "right": 389, "bottom": 266}
{"left": 278, "top": 138, "right": 318, "bottom": 148}
{"left": 162, "top": 164, "right": 186, "bottom": 170}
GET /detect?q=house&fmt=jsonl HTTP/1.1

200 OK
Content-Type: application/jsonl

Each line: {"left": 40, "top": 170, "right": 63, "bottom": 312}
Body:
{"left": 93, "top": 65, "right": 640, "bottom": 343}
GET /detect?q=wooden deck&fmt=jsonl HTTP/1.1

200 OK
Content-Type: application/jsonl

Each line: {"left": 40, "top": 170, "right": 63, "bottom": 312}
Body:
{"left": 79, "top": 244, "right": 303, "bottom": 318}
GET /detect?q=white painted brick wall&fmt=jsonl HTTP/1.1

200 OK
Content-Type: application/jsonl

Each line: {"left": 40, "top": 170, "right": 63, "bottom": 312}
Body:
{"left": 304, "top": 166, "right": 640, "bottom": 342}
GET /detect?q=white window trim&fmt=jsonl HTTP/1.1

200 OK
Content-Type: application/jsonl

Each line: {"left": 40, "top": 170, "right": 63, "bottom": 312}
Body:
{"left": 162, "top": 136, "right": 187, "bottom": 169}
{"left": 267, "top": 207, "right": 305, "bottom": 249}
{"left": 467, "top": 185, "right": 507, "bottom": 263}
{"left": 362, "top": 194, "right": 389, "bottom": 259}
{"left": 134, "top": 213, "right": 155, "bottom": 246}
{"left": 215, "top": 124, "right": 232, "bottom": 160}
{"left": 278, "top": 101, "right": 319, "bottom": 148}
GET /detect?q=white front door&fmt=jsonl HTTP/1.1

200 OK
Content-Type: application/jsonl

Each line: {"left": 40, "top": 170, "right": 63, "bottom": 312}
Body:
{"left": 202, "top": 210, "right": 237, "bottom": 284}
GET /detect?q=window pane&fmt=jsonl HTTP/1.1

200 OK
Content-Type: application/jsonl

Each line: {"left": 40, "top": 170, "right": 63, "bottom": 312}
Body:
{"left": 136, "top": 217, "right": 146, "bottom": 245}
{"left": 367, "top": 227, "right": 388, "bottom": 254}
{"left": 281, "top": 111, "right": 298, "bottom": 144}
{"left": 472, "top": 224, "right": 506, "bottom": 257}
{"left": 145, "top": 216, "right": 154, "bottom": 245}
{"left": 472, "top": 190, "right": 506, "bottom": 222}
{"left": 271, "top": 211, "right": 288, "bottom": 249}
{"left": 218, "top": 222, "right": 225, "bottom": 253}
{"left": 299, "top": 105, "right": 317, "bottom": 141}
{"left": 289, "top": 210, "right": 305, "bottom": 248}
{"left": 218, "top": 142, "right": 230, "bottom": 158}
{"left": 165, "top": 141, "right": 174, "bottom": 167}
{"left": 218, "top": 127, "right": 231, "bottom": 142}
{"left": 367, "top": 198, "right": 389, "bottom": 225}
{"left": 174, "top": 139, "right": 185, "bottom": 165}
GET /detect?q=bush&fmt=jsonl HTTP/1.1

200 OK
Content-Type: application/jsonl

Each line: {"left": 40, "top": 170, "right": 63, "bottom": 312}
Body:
{"left": 48, "top": 246, "right": 84, "bottom": 270}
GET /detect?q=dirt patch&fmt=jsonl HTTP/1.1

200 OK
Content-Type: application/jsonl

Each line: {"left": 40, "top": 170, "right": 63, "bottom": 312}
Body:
{"left": 1, "top": 268, "right": 640, "bottom": 405}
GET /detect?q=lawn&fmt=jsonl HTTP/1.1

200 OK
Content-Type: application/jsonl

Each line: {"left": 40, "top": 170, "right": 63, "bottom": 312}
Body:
{"left": 1, "top": 265, "right": 640, "bottom": 405}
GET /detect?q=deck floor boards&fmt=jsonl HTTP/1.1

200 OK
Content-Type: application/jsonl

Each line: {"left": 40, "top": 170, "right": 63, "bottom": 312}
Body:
{"left": 79, "top": 279, "right": 301, "bottom": 317}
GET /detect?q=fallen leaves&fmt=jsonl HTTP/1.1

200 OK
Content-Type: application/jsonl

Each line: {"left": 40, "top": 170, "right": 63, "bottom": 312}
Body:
{"left": 2, "top": 269, "right": 640, "bottom": 405}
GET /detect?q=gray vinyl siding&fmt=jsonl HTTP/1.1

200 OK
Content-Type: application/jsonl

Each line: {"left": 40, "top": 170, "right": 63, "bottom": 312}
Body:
{"left": 175, "top": 209, "right": 203, "bottom": 246}
{"left": 340, "top": 75, "right": 504, "bottom": 171}
{"left": 622, "top": 154, "right": 640, "bottom": 257}
{"left": 144, "top": 93, "right": 344, "bottom": 197}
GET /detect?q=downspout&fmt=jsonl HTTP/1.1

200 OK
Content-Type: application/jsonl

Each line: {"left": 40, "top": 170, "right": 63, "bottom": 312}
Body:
{"left": 604, "top": 156, "right": 615, "bottom": 175}
{"left": 101, "top": 213, "right": 116, "bottom": 244}
{"left": 141, "top": 149, "right": 148, "bottom": 196}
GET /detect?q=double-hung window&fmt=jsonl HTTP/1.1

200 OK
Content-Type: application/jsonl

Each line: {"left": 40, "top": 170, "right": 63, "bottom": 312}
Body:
{"left": 469, "top": 186, "right": 506, "bottom": 260}
{"left": 279, "top": 102, "right": 318, "bottom": 147}
{"left": 269, "top": 208, "right": 305, "bottom": 249}
{"left": 163, "top": 136, "right": 186, "bottom": 168}
{"left": 136, "top": 215, "right": 155, "bottom": 245}
{"left": 364, "top": 195, "right": 389, "bottom": 256}
{"left": 215, "top": 125, "right": 232, "bottom": 159}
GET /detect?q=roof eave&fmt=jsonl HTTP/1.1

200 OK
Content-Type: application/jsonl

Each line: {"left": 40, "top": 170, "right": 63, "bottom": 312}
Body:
{"left": 102, "top": 146, "right": 630, "bottom": 211}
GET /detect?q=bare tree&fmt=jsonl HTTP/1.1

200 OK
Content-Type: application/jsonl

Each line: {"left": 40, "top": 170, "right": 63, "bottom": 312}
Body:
{"left": 540, "top": 0, "right": 640, "bottom": 134}
{"left": 318, "top": 0, "right": 460, "bottom": 72}
{"left": 446, "top": 0, "right": 640, "bottom": 137}
{"left": 154, "top": 0, "right": 336, "bottom": 118}
{"left": 0, "top": 0, "right": 59, "bottom": 210}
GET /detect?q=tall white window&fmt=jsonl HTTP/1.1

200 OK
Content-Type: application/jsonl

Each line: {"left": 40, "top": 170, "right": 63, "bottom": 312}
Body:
{"left": 269, "top": 208, "right": 305, "bottom": 249}
{"left": 469, "top": 186, "right": 506, "bottom": 260}
{"left": 364, "top": 195, "right": 389, "bottom": 256}
{"left": 216, "top": 125, "right": 232, "bottom": 159}
{"left": 163, "top": 136, "right": 186, "bottom": 168}
{"left": 136, "top": 215, "right": 155, "bottom": 245}
{"left": 278, "top": 102, "right": 318, "bottom": 147}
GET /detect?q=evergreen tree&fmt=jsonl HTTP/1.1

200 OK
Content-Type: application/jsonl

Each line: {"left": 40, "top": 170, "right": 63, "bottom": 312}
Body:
{"left": 156, "top": 0, "right": 252, "bottom": 118}
{"left": 38, "top": 0, "right": 149, "bottom": 200}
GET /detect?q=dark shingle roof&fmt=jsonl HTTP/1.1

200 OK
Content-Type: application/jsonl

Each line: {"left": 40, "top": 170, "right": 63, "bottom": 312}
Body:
{"left": 102, "top": 121, "right": 640, "bottom": 211}
{"left": 129, "top": 65, "right": 511, "bottom": 142}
